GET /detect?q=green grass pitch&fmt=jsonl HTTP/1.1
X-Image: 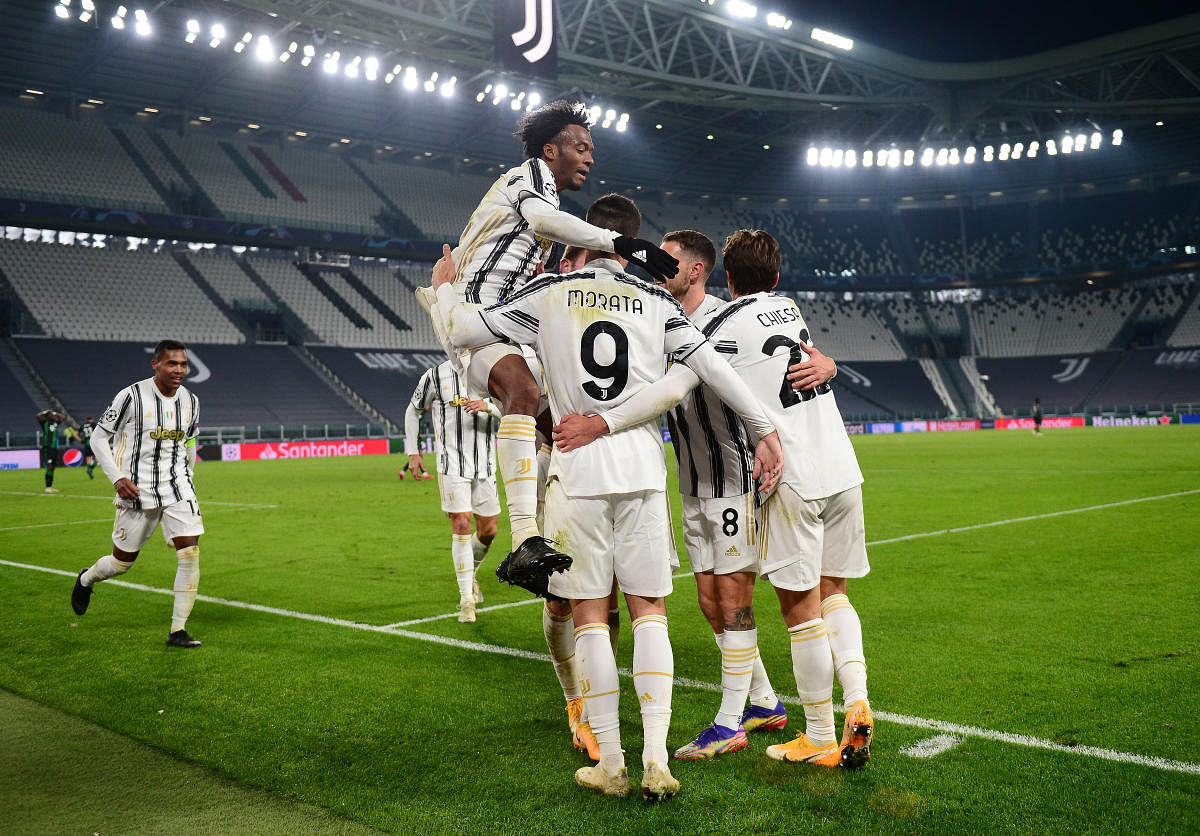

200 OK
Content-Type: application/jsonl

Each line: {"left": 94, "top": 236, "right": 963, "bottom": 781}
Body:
{"left": 2, "top": 426, "right": 1198, "bottom": 833}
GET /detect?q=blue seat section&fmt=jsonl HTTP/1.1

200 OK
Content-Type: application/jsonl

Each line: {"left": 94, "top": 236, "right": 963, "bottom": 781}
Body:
{"left": 825, "top": 360, "right": 947, "bottom": 420}
{"left": 976, "top": 353, "right": 1123, "bottom": 414}
{"left": 1087, "top": 346, "right": 1200, "bottom": 409}
{"left": 0, "top": 361, "right": 42, "bottom": 438}
{"left": 308, "top": 346, "right": 446, "bottom": 426}
{"left": 15, "top": 340, "right": 363, "bottom": 429}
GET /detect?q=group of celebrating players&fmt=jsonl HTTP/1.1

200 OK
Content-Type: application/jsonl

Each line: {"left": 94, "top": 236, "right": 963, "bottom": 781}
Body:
{"left": 58, "top": 97, "right": 875, "bottom": 801}
{"left": 408, "top": 100, "right": 876, "bottom": 801}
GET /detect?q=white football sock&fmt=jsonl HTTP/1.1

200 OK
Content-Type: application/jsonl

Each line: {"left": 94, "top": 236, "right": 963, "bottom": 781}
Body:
{"left": 543, "top": 604, "right": 579, "bottom": 701}
{"left": 470, "top": 533, "right": 490, "bottom": 570}
{"left": 822, "top": 593, "right": 869, "bottom": 707}
{"left": 576, "top": 622, "right": 623, "bottom": 775}
{"left": 715, "top": 628, "right": 756, "bottom": 730}
{"left": 789, "top": 618, "right": 836, "bottom": 746}
{"left": 748, "top": 645, "right": 780, "bottom": 709}
{"left": 170, "top": 545, "right": 200, "bottom": 633}
{"left": 81, "top": 554, "right": 133, "bottom": 587}
{"left": 535, "top": 442, "right": 551, "bottom": 532}
{"left": 451, "top": 534, "right": 475, "bottom": 601}
{"left": 632, "top": 613, "right": 673, "bottom": 767}
{"left": 497, "top": 415, "right": 539, "bottom": 547}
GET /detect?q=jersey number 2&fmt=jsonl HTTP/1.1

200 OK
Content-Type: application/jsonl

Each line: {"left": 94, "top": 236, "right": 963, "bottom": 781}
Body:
{"left": 580, "top": 321, "right": 629, "bottom": 402}
{"left": 761, "top": 331, "right": 830, "bottom": 408}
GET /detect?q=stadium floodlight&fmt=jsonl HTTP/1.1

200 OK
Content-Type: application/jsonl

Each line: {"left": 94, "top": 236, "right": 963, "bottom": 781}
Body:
{"left": 185, "top": 19, "right": 199, "bottom": 43}
{"left": 424, "top": 76, "right": 437, "bottom": 93}
{"left": 1074, "top": 134, "right": 1085, "bottom": 152}
{"left": 1012, "top": 142, "right": 1024, "bottom": 160}
{"left": 964, "top": 146, "right": 976, "bottom": 164}
{"left": 983, "top": 145, "right": 994, "bottom": 162}
{"left": 323, "top": 51, "right": 340, "bottom": 74}
{"left": 616, "top": 121, "right": 627, "bottom": 133}
{"left": 920, "top": 148, "right": 934, "bottom": 167}
{"left": 111, "top": 12, "right": 125, "bottom": 28}
{"left": 806, "top": 147, "right": 819, "bottom": 166}
{"left": 605, "top": 108, "right": 617, "bottom": 121}
{"left": 234, "top": 31, "right": 252, "bottom": 52}
{"left": 819, "top": 147, "right": 832, "bottom": 167}
{"left": 55, "top": 4, "right": 70, "bottom": 20}
{"left": 133, "top": 8, "right": 150, "bottom": 36}
{"left": 811, "top": 27, "right": 853, "bottom": 51}
{"left": 832, "top": 149, "right": 844, "bottom": 167}
{"left": 861, "top": 149, "right": 873, "bottom": 167}
{"left": 345, "top": 56, "right": 361, "bottom": 78}
{"left": 845, "top": 149, "right": 856, "bottom": 167}
{"left": 1047, "top": 139, "right": 1057, "bottom": 155}
{"left": 706, "top": 133, "right": 715, "bottom": 140}
{"left": 998, "top": 143, "right": 1010, "bottom": 161}
{"left": 364, "top": 56, "right": 378, "bottom": 81}
{"left": 209, "top": 24, "right": 225, "bottom": 48}
{"left": 727, "top": 1, "right": 758, "bottom": 19}
{"left": 1060, "top": 134, "right": 1073, "bottom": 154}
{"left": 1027, "top": 140, "right": 1038, "bottom": 158}
{"left": 79, "top": 0, "right": 94, "bottom": 22}
{"left": 255, "top": 34, "right": 273, "bottom": 62}
{"left": 949, "top": 148, "right": 960, "bottom": 166}
{"left": 898, "top": 149, "right": 910, "bottom": 167}
{"left": 601, "top": 118, "right": 612, "bottom": 128}
{"left": 935, "top": 148, "right": 948, "bottom": 166}
{"left": 528, "top": 92, "right": 543, "bottom": 107}
{"left": 1112, "top": 128, "right": 1123, "bottom": 146}
{"left": 279, "top": 49, "right": 291, "bottom": 62}
{"left": 587, "top": 104, "right": 602, "bottom": 122}
{"left": 1090, "top": 131, "right": 1101, "bottom": 150}
{"left": 766, "top": 12, "right": 792, "bottom": 29}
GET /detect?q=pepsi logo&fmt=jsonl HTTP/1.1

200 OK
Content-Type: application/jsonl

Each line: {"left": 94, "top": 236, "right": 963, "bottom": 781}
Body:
{"left": 62, "top": 449, "right": 83, "bottom": 467}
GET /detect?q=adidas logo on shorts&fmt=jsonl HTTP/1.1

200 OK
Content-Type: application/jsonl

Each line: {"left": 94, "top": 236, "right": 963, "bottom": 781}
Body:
{"left": 725, "top": 546, "right": 741, "bottom": 557}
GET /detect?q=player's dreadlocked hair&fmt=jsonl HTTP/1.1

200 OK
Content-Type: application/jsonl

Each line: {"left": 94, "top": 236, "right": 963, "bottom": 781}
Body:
{"left": 514, "top": 100, "right": 593, "bottom": 159}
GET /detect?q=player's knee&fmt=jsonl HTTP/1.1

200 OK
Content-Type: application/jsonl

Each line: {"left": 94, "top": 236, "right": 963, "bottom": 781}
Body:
{"left": 176, "top": 544, "right": 199, "bottom": 564}
{"left": 476, "top": 517, "right": 499, "bottom": 540}
{"left": 545, "top": 598, "right": 571, "bottom": 619}
{"left": 448, "top": 513, "right": 472, "bottom": 535}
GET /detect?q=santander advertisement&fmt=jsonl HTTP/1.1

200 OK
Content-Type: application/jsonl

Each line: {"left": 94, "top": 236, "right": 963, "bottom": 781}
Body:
{"left": 221, "top": 439, "right": 389, "bottom": 461}
{"left": 994, "top": 417, "right": 1085, "bottom": 430}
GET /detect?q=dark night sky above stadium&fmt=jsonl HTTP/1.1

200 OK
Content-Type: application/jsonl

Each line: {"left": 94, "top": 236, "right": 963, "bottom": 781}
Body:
{"left": 782, "top": 0, "right": 1199, "bottom": 61}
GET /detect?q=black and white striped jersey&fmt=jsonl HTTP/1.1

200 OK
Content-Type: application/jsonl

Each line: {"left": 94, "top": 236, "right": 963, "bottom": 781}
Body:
{"left": 666, "top": 294, "right": 759, "bottom": 499}
{"left": 449, "top": 157, "right": 559, "bottom": 307}
{"left": 97, "top": 377, "right": 198, "bottom": 509}
{"left": 696, "top": 292, "right": 863, "bottom": 501}
{"left": 404, "top": 361, "right": 498, "bottom": 479}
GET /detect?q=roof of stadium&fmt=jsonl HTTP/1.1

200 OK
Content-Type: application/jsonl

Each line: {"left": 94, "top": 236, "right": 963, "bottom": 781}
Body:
{"left": 2, "top": 0, "right": 1199, "bottom": 200}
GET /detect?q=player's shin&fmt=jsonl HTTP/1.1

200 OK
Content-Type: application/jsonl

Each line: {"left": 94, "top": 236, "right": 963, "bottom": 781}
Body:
{"left": 789, "top": 618, "right": 836, "bottom": 746}
{"left": 715, "top": 628, "right": 757, "bottom": 730}
{"left": 171, "top": 545, "right": 200, "bottom": 633}
{"left": 544, "top": 604, "right": 580, "bottom": 702}
{"left": 82, "top": 554, "right": 133, "bottom": 586}
{"left": 497, "top": 415, "right": 540, "bottom": 547}
{"left": 452, "top": 534, "right": 475, "bottom": 602}
{"left": 576, "top": 622, "right": 623, "bottom": 774}
{"left": 821, "top": 593, "right": 869, "bottom": 706}
{"left": 632, "top": 614, "right": 673, "bottom": 767}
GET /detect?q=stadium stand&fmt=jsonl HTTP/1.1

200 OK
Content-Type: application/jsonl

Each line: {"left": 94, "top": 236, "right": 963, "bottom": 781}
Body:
{"left": 0, "top": 105, "right": 168, "bottom": 212}
{"left": 363, "top": 162, "right": 494, "bottom": 240}
{"left": 306, "top": 347, "right": 446, "bottom": 426}
{"left": 789, "top": 294, "right": 907, "bottom": 361}
{"left": 967, "top": 287, "right": 1140, "bottom": 357}
{"left": 1086, "top": 346, "right": 1200, "bottom": 408}
{"left": 0, "top": 239, "right": 244, "bottom": 343}
{"left": 974, "top": 352, "right": 1124, "bottom": 414}
{"left": 0, "top": 356, "right": 42, "bottom": 438}
{"left": 1167, "top": 283, "right": 1200, "bottom": 347}
{"left": 828, "top": 360, "right": 948, "bottom": 419}
{"left": 14, "top": 339, "right": 366, "bottom": 429}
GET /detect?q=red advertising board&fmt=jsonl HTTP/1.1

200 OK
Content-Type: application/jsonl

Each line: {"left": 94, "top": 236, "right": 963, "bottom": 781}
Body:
{"left": 994, "top": 417, "right": 1085, "bottom": 430}
{"left": 221, "top": 439, "right": 389, "bottom": 461}
{"left": 931, "top": 420, "right": 981, "bottom": 432}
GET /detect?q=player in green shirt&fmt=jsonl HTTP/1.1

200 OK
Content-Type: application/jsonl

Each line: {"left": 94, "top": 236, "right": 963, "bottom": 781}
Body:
{"left": 36, "top": 409, "right": 64, "bottom": 493}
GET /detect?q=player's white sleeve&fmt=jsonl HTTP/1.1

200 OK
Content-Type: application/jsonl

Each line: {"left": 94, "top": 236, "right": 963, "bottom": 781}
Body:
{"left": 601, "top": 363, "right": 701, "bottom": 434}
{"left": 680, "top": 341, "right": 776, "bottom": 442}
{"left": 436, "top": 284, "right": 506, "bottom": 350}
{"left": 403, "top": 401, "right": 424, "bottom": 456}
{"left": 89, "top": 424, "right": 123, "bottom": 485}
{"left": 484, "top": 400, "right": 503, "bottom": 421}
{"left": 518, "top": 197, "right": 617, "bottom": 252}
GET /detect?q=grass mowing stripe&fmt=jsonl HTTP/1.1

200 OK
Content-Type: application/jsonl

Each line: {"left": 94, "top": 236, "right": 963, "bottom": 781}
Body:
{"left": 6, "top": 557, "right": 1199, "bottom": 778}
{"left": 866, "top": 488, "right": 1200, "bottom": 546}
{"left": 0, "top": 490, "right": 279, "bottom": 508}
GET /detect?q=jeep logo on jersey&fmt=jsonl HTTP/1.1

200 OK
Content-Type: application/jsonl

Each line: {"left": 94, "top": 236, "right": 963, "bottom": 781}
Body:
{"left": 495, "top": 0, "right": 557, "bottom": 77}
{"left": 149, "top": 427, "right": 188, "bottom": 441}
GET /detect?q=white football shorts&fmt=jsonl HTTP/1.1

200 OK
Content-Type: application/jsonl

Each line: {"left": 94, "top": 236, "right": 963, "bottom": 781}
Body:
{"left": 437, "top": 472, "right": 501, "bottom": 516}
{"left": 545, "top": 479, "right": 674, "bottom": 600}
{"left": 112, "top": 498, "right": 204, "bottom": 551}
{"left": 758, "top": 483, "right": 868, "bottom": 592}
{"left": 682, "top": 493, "right": 758, "bottom": 575}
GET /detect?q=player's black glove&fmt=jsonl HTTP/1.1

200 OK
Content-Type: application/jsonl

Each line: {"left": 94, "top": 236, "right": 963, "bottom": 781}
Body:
{"left": 613, "top": 235, "right": 679, "bottom": 282}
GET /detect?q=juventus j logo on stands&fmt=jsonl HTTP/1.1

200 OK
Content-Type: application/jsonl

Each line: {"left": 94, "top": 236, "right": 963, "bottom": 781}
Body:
{"left": 511, "top": 0, "right": 553, "bottom": 63}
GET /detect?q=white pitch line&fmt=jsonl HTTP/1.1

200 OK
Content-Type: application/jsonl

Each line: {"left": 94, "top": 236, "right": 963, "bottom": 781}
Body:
{"left": 866, "top": 488, "right": 1200, "bottom": 546}
{"left": 901, "top": 734, "right": 963, "bottom": 758}
{"left": 0, "top": 518, "right": 115, "bottom": 532}
{"left": 0, "top": 490, "right": 278, "bottom": 509}
{"left": 4, "top": 558, "right": 1199, "bottom": 777}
